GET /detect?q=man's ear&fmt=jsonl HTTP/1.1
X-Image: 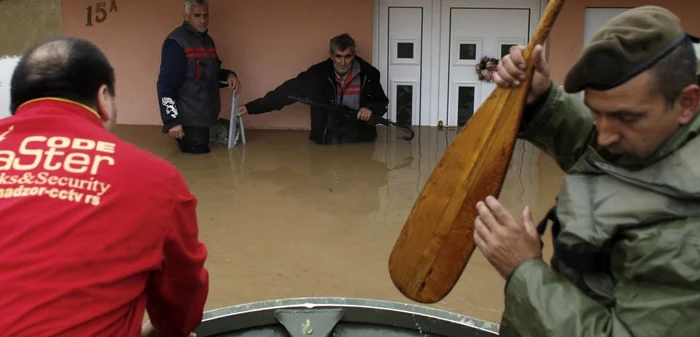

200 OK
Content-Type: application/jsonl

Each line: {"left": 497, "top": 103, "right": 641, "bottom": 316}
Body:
{"left": 677, "top": 84, "right": 700, "bottom": 125}
{"left": 96, "top": 84, "right": 112, "bottom": 121}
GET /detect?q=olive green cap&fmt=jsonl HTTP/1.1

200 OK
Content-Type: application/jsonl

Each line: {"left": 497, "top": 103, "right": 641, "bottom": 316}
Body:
{"left": 564, "top": 6, "right": 692, "bottom": 93}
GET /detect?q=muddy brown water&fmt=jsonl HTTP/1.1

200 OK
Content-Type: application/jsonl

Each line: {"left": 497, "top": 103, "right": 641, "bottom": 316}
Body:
{"left": 116, "top": 125, "right": 562, "bottom": 325}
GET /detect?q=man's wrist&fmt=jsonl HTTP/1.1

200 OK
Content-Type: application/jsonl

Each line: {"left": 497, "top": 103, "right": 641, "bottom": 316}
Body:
{"left": 243, "top": 103, "right": 259, "bottom": 115}
{"left": 505, "top": 257, "right": 543, "bottom": 292}
{"left": 527, "top": 81, "right": 553, "bottom": 108}
{"left": 162, "top": 120, "right": 182, "bottom": 133}
{"left": 361, "top": 106, "right": 377, "bottom": 115}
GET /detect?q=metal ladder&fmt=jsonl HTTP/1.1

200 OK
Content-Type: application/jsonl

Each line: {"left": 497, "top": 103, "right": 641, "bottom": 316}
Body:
{"left": 227, "top": 90, "right": 246, "bottom": 148}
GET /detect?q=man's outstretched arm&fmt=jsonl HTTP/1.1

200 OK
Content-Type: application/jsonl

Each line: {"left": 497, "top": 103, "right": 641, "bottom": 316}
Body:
{"left": 244, "top": 67, "right": 317, "bottom": 115}
{"left": 517, "top": 84, "right": 596, "bottom": 173}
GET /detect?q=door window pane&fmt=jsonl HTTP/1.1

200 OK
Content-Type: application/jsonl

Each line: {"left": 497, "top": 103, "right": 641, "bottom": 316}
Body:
{"left": 458, "top": 86, "right": 475, "bottom": 126}
{"left": 501, "top": 44, "right": 517, "bottom": 58}
{"left": 459, "top": 44, "right": 477, "bottom": 60}
{"left": 396, "top": 85, "right": 413, "bottom": 125}
{"left": 397, "top": 42, "right": 414, "bottom": 59}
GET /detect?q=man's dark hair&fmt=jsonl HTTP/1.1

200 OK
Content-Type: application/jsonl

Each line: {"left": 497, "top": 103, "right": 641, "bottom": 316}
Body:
{"left": 10, "top": 37, "right": 115, "bottom": 114}
{"left": 329, "top": 33, "right": 356, "bottom": 54}
{"left": 649, "top": 36, "right": 697, "bottom": 109}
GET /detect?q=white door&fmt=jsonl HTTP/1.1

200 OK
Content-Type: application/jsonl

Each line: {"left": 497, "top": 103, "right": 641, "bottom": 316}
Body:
{"left": 0, "top": 56, "right": 20, "bottom": 119}
{"left": 376, "top": 0, "right": 432, "bottom": 126}
{"left": 438, "top": 0, "right": 540, "bottom": 127}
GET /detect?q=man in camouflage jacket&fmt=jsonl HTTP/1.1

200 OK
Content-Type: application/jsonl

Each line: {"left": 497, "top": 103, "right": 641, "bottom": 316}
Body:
{"left": 474, "top": 6, "right": 700, "bottom": 336}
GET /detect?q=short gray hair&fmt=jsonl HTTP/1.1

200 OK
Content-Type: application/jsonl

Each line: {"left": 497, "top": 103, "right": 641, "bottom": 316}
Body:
{"left": 184, "top": 0, "right": 209, "bottom": 14}
{"left": 329, "top": 34, "right": 356, "bottom": 54}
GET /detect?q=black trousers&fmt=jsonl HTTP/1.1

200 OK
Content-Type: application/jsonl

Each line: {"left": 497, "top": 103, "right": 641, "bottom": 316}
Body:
{"left": 176, "top": 126, "right": 211, "bottom": 154}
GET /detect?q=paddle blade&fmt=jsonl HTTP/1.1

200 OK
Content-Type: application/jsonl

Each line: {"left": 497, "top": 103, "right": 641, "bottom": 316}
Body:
{"left": 388, "top": 84, "right": 528, "bottom": 303}
{"left": 388, "top": 0, "right": 567, "bottom": 304}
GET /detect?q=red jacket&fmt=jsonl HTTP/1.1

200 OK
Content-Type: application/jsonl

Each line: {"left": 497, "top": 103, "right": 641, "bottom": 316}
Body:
{"left": 0, "top": 98, "right": 209, "bottom": 336}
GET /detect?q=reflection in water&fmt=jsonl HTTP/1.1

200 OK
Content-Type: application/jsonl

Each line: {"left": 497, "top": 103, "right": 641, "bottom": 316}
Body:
{"left": 372, "top": 126, "right": 547, "bottom": 230}
{"left": 247, "top": 146, "right": 390, "bottom": 216}
{"left": 113, "top": 124, "right": 564, "bottom": 324}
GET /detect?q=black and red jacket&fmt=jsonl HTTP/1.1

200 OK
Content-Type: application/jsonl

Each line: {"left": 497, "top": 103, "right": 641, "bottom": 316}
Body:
{"left": 157, "top": 21, "right": 235, "bottom": 132}
{"left": 244, "top": 56, "right": 389, "bottom": 145}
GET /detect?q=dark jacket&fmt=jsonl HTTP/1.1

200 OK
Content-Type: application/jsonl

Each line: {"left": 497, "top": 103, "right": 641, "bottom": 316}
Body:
{"left": 156, "top": 21, "right": 234, "bottom": 132}
{"left": 244, "top": 56, "right": 389, "bottom": 145}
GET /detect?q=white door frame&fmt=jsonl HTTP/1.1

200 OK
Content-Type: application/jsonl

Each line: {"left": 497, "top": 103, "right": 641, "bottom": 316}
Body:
{"left": 373, "top": 0, "right": 548, "bottom": 126}
{"left": 374, "top": 0, "right": 433, "bottom": 126}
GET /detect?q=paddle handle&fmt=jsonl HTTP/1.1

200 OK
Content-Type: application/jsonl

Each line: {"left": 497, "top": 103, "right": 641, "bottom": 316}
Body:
{"left": 524, "top": 0, "right": 566, "bottom": 59}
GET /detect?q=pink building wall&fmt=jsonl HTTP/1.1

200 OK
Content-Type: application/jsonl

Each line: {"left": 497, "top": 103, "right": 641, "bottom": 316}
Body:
{"left": 61, "top": 0, "right": 373, "bottom": 130}
{"left": 60, "top": 0, "right": 700, "bottom": 130}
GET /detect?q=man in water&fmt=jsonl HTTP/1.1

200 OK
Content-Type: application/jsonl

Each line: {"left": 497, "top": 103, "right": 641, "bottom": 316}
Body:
{"left": 157, "top": 0, "right": 240, "bottom": 154}
{"left": 238, "top": 33, "right": 389, "bottom": 145}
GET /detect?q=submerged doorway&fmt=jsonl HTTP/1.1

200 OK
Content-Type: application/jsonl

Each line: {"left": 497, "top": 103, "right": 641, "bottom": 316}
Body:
{"left": 374, "top": 0, "right": 544, "bottom": 127}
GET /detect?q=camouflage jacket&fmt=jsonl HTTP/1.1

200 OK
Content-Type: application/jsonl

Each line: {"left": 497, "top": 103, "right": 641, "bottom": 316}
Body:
{"left": 498, "top": 83, "right": 700, "bottom": 337}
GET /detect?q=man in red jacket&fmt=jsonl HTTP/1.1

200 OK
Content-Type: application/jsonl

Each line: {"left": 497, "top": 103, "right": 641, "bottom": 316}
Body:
{"left": 0, "top": 37, "right": 209, "bottom": 336}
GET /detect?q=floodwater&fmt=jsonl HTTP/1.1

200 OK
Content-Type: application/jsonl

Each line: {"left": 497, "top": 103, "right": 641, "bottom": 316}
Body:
{"left": 116, "top": 124, "right": 563, "bottom": 325}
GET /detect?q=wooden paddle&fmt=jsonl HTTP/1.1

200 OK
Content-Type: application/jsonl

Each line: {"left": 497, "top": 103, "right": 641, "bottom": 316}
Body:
{"left": 388, "top": 0, "right": 567, "bottom": 304}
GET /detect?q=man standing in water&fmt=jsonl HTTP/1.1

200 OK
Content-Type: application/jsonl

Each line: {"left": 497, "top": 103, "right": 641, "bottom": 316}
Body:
{"left": 238, "top": 33, "right": 389, "bottom": 145}
{"left": 157, "top": 0, "right": 241, "bottom": 154}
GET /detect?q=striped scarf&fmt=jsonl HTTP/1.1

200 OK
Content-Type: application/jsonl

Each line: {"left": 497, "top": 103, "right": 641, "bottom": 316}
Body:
{"left": 334, "top": 59, "right": 361, "bottom": 110}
